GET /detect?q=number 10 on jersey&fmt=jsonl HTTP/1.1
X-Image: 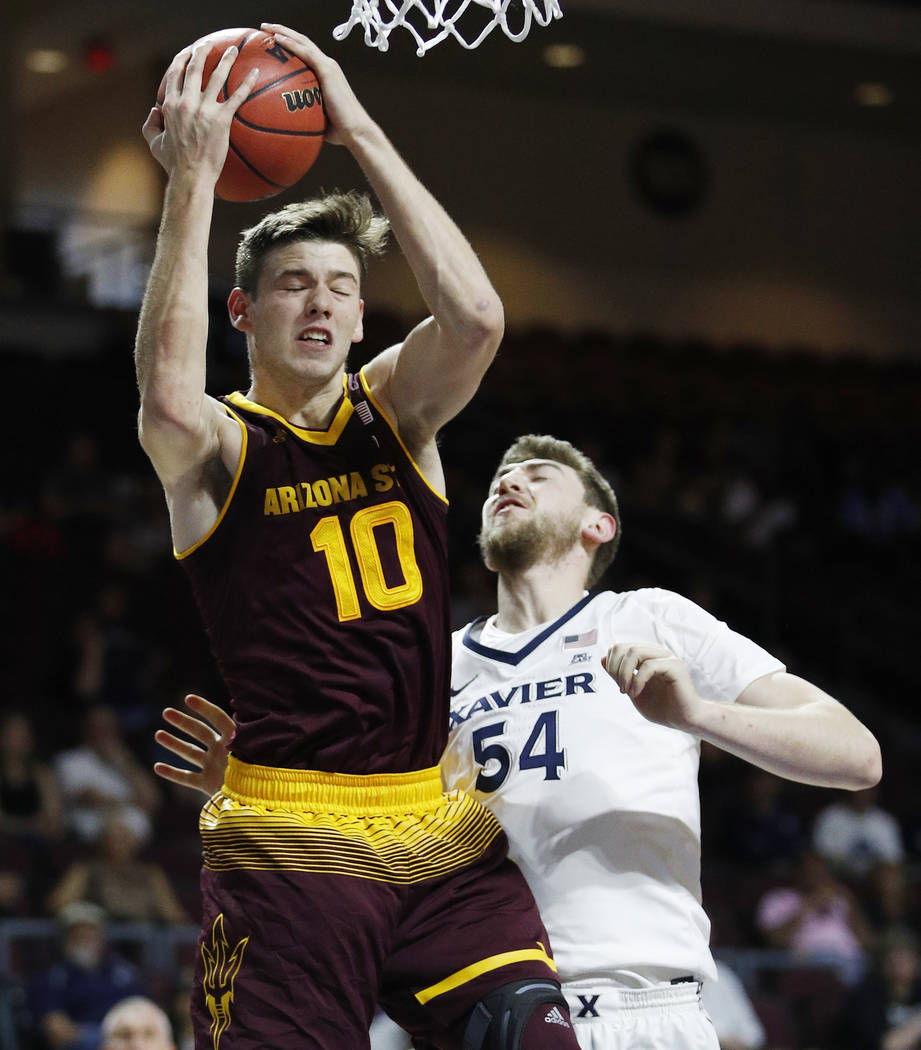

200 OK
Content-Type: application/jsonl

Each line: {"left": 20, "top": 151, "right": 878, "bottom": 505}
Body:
{"left": 310, "top": 500, "right": 423, "bottom": 621}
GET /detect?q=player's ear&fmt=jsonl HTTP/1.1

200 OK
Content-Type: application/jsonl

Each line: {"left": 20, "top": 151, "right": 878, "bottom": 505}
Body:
{"left": 351, "top": 299, "right": 365, "bottom": 345}
{"left": 582, "top": 511, "right": 616, "bottom": 549}
{"left": 228, "top": 287, "right": 252, "bottom": 331}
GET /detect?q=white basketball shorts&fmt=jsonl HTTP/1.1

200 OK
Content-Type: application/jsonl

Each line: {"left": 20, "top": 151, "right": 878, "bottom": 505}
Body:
{"left": 563, "top": 979, "right": 719, "bottom": 1050}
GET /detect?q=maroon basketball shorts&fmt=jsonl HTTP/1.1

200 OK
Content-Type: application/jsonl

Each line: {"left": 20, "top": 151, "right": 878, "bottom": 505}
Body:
{"left": 191, "top": 757, "right": 563, "bottom": 1050}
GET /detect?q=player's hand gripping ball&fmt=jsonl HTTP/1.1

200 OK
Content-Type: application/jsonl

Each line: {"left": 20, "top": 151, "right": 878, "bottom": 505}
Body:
{"left": 157, "top": 27, "right": 326, "bottom": 202}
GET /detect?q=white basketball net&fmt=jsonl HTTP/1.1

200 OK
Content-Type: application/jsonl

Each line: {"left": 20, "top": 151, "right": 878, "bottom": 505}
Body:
{"left": 333, "top": 0, "right": 564, "bottom": 56}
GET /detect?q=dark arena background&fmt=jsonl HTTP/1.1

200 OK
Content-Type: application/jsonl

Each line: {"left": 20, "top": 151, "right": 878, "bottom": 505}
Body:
{"left": 1, "top": 1, "right": 920, "bottom": 1047}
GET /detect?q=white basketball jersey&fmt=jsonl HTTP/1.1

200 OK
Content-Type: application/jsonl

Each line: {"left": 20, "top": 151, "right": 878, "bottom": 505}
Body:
{"left": 442, "top": 588, "right": 784, "bottom": 985}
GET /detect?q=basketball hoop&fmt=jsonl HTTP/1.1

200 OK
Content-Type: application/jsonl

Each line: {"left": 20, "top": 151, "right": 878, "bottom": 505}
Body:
{"left": 333, "top": 0, "right": 564, "bottom": 56}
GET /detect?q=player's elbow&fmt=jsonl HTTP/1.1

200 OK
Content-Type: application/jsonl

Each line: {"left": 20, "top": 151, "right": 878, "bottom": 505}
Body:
{"left": 481, "top": 292, "right": 505, "bottom": 343}
{"left": 836, "top": 728, "right": 883, "bottom": 791}
{"left": 463, "top": 293, "right": 504, "bottom": 361}
{"left": 853, "top": 732, "right": 883, "bottom": 789}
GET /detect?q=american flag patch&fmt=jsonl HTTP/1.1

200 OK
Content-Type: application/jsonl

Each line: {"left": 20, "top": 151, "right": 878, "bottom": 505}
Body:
{"left": 356, "top": 401, "right": 373, "bottom": 425}
{"left": 563, "top": 629, "right": 597, "bottom": 649}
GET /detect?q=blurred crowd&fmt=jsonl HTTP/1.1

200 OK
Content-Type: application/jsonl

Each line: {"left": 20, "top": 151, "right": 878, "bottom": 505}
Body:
{"left": 1, "top": 308, "right": 920, "bottom": 1050}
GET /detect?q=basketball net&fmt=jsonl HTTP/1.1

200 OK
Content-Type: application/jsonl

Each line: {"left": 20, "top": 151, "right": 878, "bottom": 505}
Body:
{"left": 333, "top": 0, "right": 564, "bottom": 55}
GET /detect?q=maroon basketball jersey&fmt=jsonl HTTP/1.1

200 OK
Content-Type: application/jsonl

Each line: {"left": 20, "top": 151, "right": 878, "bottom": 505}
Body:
{"left": 178, "top": 371, "right": 451, "bottom": 773}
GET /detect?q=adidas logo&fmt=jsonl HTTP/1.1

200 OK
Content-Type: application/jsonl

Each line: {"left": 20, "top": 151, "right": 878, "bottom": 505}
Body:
{"left": 544, "top": 1006, "right": 571, "bottom": 1028}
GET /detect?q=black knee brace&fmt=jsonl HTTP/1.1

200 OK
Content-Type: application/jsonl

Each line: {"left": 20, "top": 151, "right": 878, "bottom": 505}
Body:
{"left": 461, "top": 979, "right": 570, "bottom": 1050}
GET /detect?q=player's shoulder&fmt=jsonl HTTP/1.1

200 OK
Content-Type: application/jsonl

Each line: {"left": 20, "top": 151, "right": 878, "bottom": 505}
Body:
{"left": 594, "top": 586, "right": 705, "bottom": 620}
{"left": 591, "top": 587, "right": 724, "bottom": 652}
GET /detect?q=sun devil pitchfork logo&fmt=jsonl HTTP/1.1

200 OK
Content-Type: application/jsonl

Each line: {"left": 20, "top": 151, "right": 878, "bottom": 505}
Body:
{"left": 201, "top": 914, "right": 249, "bottom": 1050}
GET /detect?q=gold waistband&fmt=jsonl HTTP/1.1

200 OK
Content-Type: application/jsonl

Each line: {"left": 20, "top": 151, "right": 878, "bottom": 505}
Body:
{"left": 222, "top": 755, "right": 445, "bottom": 813}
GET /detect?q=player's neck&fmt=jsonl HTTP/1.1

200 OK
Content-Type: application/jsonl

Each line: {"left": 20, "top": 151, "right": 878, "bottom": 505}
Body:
{"left": 494, "top": 563, "right": 587, "bottom": 634}
{"left": 247, "top": 371, "right": 344, "bottom": 430}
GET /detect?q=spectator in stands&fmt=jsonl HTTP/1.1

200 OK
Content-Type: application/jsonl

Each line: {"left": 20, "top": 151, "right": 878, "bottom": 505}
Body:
{"left": 168, "top": 968, "right": 194, "bottom": 1050}
{"left": 70, "top": 583, "right": 156, "bottom": 736}
{"left": 743, "top": 476, "right": 798, "bottom": 550}
{"left": 0, "top": 709, "right": 62, "bottom": 915}
{"left": 838, "top": 455, "right": 920, "bottom": 547}
{"left": 837, "top": 925, "right": 921, "bottom": 1050}
{"left": 100, "top": 996, "right": 176, "bottom": 1050}
{"left": 54, "top": 705, "right": 158, "bottom": 843}
{"left": 755, "top": 848, "right": 873, "bottom": 984}
{"left": 26, "top": 901, "right": 141, "bottom": 1050}
{"left": 0, "top": 710, "right": 61, "bottom": 840}
{"left": 41, "top": 432, "right": 116, "bottom": 530}
{"left": 101, "top": 475, "right": 172, "bottom": 578}
{"left": 813, "top": 785, "right": 905, "bottom": 881}
{"left": 720, "top": 766, "right": 804, "bottom": 871}
{"left": 863, "top": 860, "right": 921, "bottom": 935}
{"left": 0, "top": 971, "right": 25, "bottom": 1050}
{"left": 47, "top": 807, "right": 187, "bottom": 924}
{"left": 700, "top": 959, "right": 766, "bottom": 1050}
{"left": 40, "top": 432, "right": 118, "bottom": 586}
{"left": 0, "top": 866, "right": 27, "bottom": 918}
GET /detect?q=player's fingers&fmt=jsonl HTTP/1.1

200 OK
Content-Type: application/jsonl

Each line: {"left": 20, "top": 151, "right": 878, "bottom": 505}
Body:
{"left": 141, "top": 107, "right": 164, "bottom": 144}
{"left": 632, "top": 658, "right": 676, "bottom": 697}
{"left": 155, "top": 730, "right": 207, "bottom": 766}
{"left": 201, "top": 45, "right": 239, "bottom": 103}
{"left": 262, "top": 25, "right": 324, "bottom": 68}
{"left": 160, "top": 49, "right": 192, "bottom": 110}
{"left": 623, "top": 657, "right": 646, "bottom": 696}
{"left": 261, "top": 23, "right": 312, "bottom": 46}
{"left": 602, "top": 642, "right": 622, "bottom": 667}
{"left": 184, "top": 694, "right": 235, "bottom": 739}
{"left": 226, "top": 66, "right": 261, "bottom": 111}
{"left": 612, "top": 645, "right": 639, "bottom": 688}
{"left": 630, "top": 661, "right": 656, "bottom": 697}
{"left": 161, "top": 707, "right": 219, "bottom": 746}
{"left": 153, "top": 762, "right": 203, "bottom": 788}
{"left": 601, "top": 645, "right": 626, "bottom": 686}
{"left": 180, "top": 42, "right": 211, "bottom": 96}
{"left": 618, "top": 643, "right": 671, "bottom": 681}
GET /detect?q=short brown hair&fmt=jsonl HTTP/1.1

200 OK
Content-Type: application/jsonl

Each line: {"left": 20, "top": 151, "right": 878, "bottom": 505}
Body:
{"left": 234, "top": 190, "right": 390, "bottom": 293}
{"left": 495, "top": 434, "right": 621, "bottom": 587}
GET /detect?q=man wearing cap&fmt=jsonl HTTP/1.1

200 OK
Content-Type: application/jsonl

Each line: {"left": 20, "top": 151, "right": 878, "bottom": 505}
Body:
{"left": 27, "top": 902, "right": 141, "bottom": 1050}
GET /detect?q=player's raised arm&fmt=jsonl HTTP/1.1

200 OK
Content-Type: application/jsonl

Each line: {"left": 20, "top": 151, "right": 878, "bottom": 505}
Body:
{"left": 135, "top": 44, "right": 256, "bottom": 497}
{"left": 262, "top": 24, "right": 504, "bottom": 443}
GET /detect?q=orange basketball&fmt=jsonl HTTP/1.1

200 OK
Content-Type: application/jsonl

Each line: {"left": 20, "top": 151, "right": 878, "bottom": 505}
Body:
{"left": 157, "top": 28, "right": 326, "bottom": 202}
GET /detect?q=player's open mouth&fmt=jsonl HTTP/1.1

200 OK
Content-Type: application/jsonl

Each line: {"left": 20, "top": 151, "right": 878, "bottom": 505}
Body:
{"left": 298, "top": 328, "right": 331, "bottom": 345}
{"left": 495, "top": 497, "right": 526, "bottom": 514}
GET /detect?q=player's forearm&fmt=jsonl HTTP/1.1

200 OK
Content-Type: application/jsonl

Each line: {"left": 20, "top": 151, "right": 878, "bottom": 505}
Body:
{"left": 345, "top": 119, "right": 503, "bottom": 348}
{"left": 134, "top": 172, "right": 215, "bottom": 422}
{"left": 690, "top": 690, "right": 881, "bottom": 789}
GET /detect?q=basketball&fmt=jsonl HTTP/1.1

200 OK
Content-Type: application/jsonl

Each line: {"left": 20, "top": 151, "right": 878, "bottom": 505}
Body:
{"left": 156, "top": 27, "right": 326, "bottom": 202}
